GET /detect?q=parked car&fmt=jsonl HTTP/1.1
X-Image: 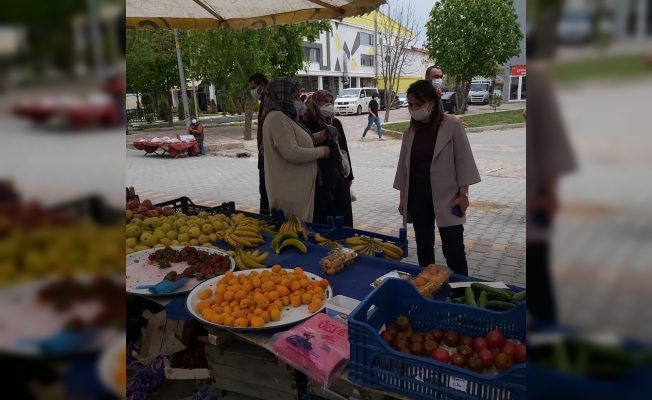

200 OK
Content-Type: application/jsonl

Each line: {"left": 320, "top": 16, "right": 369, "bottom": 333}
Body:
{"left": 557, "top": 9, "right": 594, "bottom": 45}
{"left": 334, "top": 87, "right": 379, "bottom": 115}
{"left": 378, "top": 90, "right": 400, "bottom": 110}
{"left": 440, "top": 92, "right": 457, "bottom": 115}
{"left": 397, "top": 93, "right": 407, "bottom": 107}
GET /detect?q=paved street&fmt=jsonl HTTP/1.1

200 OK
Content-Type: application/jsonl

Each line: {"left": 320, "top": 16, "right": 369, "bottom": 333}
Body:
{"left": 127, "top": 125, "right": 526, "bottom": 286}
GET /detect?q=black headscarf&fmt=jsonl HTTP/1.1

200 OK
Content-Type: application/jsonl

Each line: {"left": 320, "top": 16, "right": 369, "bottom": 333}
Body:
{"left": 261, "top": 77, "right": 311, "bottom": 134}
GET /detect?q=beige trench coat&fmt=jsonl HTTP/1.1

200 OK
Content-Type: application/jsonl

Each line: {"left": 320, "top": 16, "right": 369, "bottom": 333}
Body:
{"left": 393, "top": 116, "right": 481, "bottom": 228}
{"left": 263, "top": 111, "right": 325, "bottom": 222}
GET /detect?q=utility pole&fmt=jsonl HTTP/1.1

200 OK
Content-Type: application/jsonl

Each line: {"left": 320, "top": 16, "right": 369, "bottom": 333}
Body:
{"left": 174, "top": 29, "right": 191, "bottom": 129}
{"left": 374, "top": 10, "right": 378, "bottom": 87}
{"left": 86, "top": 0, "right": 104, "bottom": 81}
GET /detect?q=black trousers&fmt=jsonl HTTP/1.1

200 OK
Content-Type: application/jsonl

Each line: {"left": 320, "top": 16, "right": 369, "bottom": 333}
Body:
{"left": 258, "top": 156, "right": 270, "bottom": 216}
{"left": 408, "top": 179, "right": 468, "bottom": 276}
{"left": 526, "top": 242, "right": 556, "bottom": 323}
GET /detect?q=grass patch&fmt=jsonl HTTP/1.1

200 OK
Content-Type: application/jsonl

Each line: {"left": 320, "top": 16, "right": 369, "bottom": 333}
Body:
{"left": 383, "top": 109, "right": 524, "bottom": 132}
{"left": 549, "top": 53, "right": 652, "bottom": 83}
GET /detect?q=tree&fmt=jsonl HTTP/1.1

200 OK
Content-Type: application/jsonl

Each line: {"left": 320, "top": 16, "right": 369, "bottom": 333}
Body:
{"left": 126, "top": 29, "right": 179, "bottom": 127}
{"left": 426, "top": 0, "right": 523, "bottom": 114}
{"left": 182, "top": 21, "right": 330, "bottom": 140}
{"left": 487, "top": 93, "right": 502, "bottom": 113}
{"left": 377, "top": 1, "right": 424, "bottom": 123}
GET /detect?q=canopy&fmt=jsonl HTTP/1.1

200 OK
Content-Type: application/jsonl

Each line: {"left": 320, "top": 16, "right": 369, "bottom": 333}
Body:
{"left": 126, "top": 0, "right": 387, "bottom": 31}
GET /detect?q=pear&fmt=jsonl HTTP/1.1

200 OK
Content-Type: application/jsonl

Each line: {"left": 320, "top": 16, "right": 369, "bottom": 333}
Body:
{"left": 166, "top": 231, "right": 178, "bottom": 241}
{"left": 140, "top": 232, "right": 158, "bottom": 248}
{"left": 189, "top": 239, "right": 200, "bottom": 246}
{"left": 177, "top": 233, "right": 190, "bottom": 243}
{"left": 126, "top": 226, "right": 143, "bottom": 239}
{"left": 197, "top": 234, "right": 210, "bottom": 245}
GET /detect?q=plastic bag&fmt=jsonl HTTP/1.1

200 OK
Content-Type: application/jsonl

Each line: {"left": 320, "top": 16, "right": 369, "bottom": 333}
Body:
{"left": 272, "top": 314, "right": 349, "bottom": 388}
{"left": 336, "top": 142, "right": 351, "bottom": 178}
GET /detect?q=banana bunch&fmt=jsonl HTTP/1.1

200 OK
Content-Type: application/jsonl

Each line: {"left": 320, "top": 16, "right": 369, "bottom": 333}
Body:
{"left": 279, "top": 214, "right": 308, "bottom": 240}
{"left": 271, "top": 231, "right": 308, "bottom": 254}
{"left": 223, "top": 220, "right": 265, "bottom": 248}
{"left": 228, "top": 248, "right": 270, "bottom": 270}
{"left": 345, "top": 236, "right": 404, "bottom": 260}
{"left": 259, "top": 220, "right": 277, "bottom": 234}
{"left": 314, "top": 233, "right": 342, "bottom": 249}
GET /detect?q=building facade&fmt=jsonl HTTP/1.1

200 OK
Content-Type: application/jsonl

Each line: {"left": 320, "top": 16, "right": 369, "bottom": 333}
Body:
{"left": 295, "top": 11, "right": 427, "bottom": 96}
{"left": 502, "top": 0, "right": 527, "bottom": 102}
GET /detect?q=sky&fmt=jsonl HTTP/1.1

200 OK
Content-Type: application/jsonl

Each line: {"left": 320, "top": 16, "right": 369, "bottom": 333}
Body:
{"left": 404, "top": 0, "right": 439, "bottom": 48}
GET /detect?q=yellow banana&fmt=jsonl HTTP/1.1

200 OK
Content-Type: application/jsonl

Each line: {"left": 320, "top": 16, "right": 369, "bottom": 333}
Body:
{"left": 231, "top": 234, "right": 254, "bottom": 248}
{"left": 239, "top": 249, "right": 266, "bottom": 269}
{"left": 224, "top": 233, "right": 241, "bottom": 248}
{"left": 251, "top": 249, "right": 260, "bottom": 257}
{"left": 381, "top": 242, "right": 404, "bottom": 257}
{"left": 227, "top": 250, "right": 236, "bottom": 257}
{"left": 276, "top": 238, "right": 308, "bottom": 254}
{"left": 346, "top": 237, "right": 367, "bottom": 246}
{"left": 234, "top": 252, "right": 249, "bottom": 270}
{"left": 250, "top": 252, "right": 269, "bottom": 263}
{"left": 233, "top": 229, "right": 261, "bottom": 238}
{"left": 247, "top": 237, "right": 265, "bottom": 245}
{"left": 382, "top": 247, "right": 400, "bottom": 260}
{"left": 351, "top": 244, "right": 367, "bottom": 252}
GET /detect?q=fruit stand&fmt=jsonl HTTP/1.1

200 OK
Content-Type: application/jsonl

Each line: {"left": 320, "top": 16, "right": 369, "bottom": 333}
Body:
{"left": 125, "top": 196, "right": 527, "bottom": 400}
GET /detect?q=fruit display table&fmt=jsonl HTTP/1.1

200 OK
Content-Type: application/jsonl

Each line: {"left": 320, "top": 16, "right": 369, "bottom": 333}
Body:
{"left": 132, "top": 141, "right": 200, "bottom": 158}
{"left": 13, "top": 99, "right": 119, "bottom": 130}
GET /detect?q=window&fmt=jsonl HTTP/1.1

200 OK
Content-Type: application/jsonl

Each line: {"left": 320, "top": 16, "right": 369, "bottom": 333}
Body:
{"left": 360, "top": 33, "right": 375, "bottom": 45}
{"left": 303, "top": 47, "right": 321, "bottom": 63}
{"left": 361, "top": 54, "right": 375, "bottom": 66}
{"left": 365, "top": 89, "right": 376, "bottom": 98}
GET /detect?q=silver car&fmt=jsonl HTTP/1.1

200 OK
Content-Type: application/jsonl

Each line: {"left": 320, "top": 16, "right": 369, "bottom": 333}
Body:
{"left": 397, "top": 93, "right": 407, "bottom": 107}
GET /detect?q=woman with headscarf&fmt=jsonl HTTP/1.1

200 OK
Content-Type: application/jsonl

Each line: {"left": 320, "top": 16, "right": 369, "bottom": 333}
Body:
{"left": 303, "top": 90, "right": 355, "bottom": 227}
{"left": 262, "top": 78, "right": 332, "bottom": 222}
{"left": 188, "top": 115, "right": 204, "bottom": 156}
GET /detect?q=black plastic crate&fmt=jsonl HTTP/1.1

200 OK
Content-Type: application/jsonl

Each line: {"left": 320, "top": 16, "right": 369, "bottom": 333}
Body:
{"left": 212, "top": 201, "right": 276, "bottom": 225}
{"left": 154, "top": 196, "right": 213, "bottom": 216}
{"left": 51, "top": 195, "right": 123, "bottom": 224}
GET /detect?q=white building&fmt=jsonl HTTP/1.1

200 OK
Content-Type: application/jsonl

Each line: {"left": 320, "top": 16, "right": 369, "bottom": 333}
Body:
{"left": 295, "top": 11, "right": 428, "bottom": 96}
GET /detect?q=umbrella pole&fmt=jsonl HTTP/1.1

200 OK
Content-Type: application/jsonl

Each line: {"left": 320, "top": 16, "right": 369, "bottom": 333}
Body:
{"left": 174, "top": 29, "right": 191, "bottom": 129}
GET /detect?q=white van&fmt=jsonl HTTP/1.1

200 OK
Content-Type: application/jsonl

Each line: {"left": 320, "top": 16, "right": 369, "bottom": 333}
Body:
{"left": 334, "top": 87, "right": 379, "bottom": 116}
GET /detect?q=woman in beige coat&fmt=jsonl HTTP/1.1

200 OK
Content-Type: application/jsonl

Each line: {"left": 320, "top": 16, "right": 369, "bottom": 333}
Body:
{"left": 393, "top": 80, "right": 481, "bottom": 275}
{"left": 262, "top": 78, "right": 331, "bottom": 222}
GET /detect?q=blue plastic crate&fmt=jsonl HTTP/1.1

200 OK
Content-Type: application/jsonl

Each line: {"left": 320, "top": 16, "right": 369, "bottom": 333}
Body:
{"left": 348, "top": 278, "right": 526, "bottom": 400}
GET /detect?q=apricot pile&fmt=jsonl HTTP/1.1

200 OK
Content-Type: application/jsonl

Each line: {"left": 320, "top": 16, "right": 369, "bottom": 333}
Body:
{"left": 195, "top": 265, "right": 329, "bottom": 328}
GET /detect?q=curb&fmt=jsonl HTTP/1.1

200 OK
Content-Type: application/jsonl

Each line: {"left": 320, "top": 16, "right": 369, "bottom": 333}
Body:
{"left": 130, "top": 119, "right": 257, "bottom": 132}
{"left": 380, "top": 123, "right": 525, "bottom": 139}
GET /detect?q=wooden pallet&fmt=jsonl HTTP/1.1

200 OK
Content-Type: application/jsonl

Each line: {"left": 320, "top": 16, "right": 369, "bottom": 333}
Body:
{"left": 131, "top": 310, "right": 188, "bottom": 366}
{"left": 205, "top": 336, "right": 298, "bottom": 400}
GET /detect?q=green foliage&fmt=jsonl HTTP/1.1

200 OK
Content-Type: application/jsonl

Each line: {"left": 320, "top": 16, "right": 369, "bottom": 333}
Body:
{"left": 141, "top": 94, "right": 154, "bottom": 113}
{"left": 488, "top": 93, "right": 503, "bottom": 112}
{"left": 145, "top": 114, "right": 154, "bottom": 124}
{"left": 188, "top": 98, "right": 197, "bottom": 117}
{"left": 253, "top": 99, "right": 260, "bottom": 113}
{"left": 227, "top": 97, "right": 237, "bottom": 116}
{"left": 426, "top": 0, "right": 523, "bottom": 113}
{"left": 209, "top": 99, "right": 216, "bottom": 106}
{"left": 177, "top": 100, "right": 185, "bottom": 121}
{"left": 157, "top": 97, "right": 170, "bottom": 122}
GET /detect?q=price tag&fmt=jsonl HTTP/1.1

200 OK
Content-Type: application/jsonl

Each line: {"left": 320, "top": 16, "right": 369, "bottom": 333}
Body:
{"left": 449, "top": 376, "right": 468, "bottom": 392}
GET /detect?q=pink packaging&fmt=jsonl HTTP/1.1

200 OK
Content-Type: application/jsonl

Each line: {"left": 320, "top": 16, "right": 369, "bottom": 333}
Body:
{"left": 272, "top": 314, "right": 350, "bottom": 388}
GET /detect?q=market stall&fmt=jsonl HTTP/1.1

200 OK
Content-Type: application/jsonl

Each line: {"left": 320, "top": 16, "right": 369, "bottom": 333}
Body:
{"left": 131, "top": 136, "right": 200, "bottom": 158}
{"left": 12, "top": 94, "right": 119, "bottom": 130}
{"left": 125, "top": 195, "right": 528, "bottom": 400}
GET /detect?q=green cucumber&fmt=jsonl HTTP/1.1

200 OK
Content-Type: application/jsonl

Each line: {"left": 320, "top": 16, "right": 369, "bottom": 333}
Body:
{"left": 454, "top": 296, "right": 466, "bottom": 303}
{"left": 504, "top": 289, "right": 518, "bottom": 296}
{"left": 464, "top": 287, "right": 477, "bottom": 306}
{"left": 449, "top": 287, "right": 467, "bottom": 298}
{"left": 470, "top": 283, "right": 513, "bottom": 301}
{"left": 485, "top": 300, "right": 515, "bottom": 311}
{"left": 511, "top": 290, "right": 526, "bottom": 304}
{"left": 478, "top": 291, "right": 487, "bottom": 308}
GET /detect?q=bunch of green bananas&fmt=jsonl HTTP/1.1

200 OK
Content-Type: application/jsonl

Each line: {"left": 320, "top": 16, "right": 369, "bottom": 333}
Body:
{"left": 271, "top": 231, "right": 308, "bottom": 254}
{"left": 227, "top": 248, "right": 270, "bottom": 270}
{"left": 279, "top": 214, "right": 308, "bottom": 240}
{"left": 345, "top": 236, "right": 404, "bottom": 260}
{"left": 314, "top": 233, "right": 342, "bottom": 249}
{"left": 223, "top": 219, "right": 265, "bottom": 248}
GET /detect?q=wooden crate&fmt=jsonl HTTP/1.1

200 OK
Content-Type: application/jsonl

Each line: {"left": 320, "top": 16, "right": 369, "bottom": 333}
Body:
{"left": 205, "top": 338, "right": 298, "bottom": 400}
{"left": 132, "top": 310, "right": 188, "bottom": 366}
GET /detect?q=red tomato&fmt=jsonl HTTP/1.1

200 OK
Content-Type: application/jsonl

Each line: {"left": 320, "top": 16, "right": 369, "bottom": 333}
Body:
{"left": 514, "top": 343, "right": 526, "bottom": 363}
{"left": 486, "top": 329, "right": 505, "bottom": 349}
{"left": 432, "top": 348, "right": 450, "bottom": 364}
{"left": 501, "top": 342, "right": 516, "bottom": 361}
{"left": 473, "top": 337, "right": 487, "bottom": 353}
{"left": 478, "top": 348, "right": 494, "bottom": 366}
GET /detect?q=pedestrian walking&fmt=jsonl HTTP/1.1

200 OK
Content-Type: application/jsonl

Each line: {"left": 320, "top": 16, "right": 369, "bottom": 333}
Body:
{"left": 299, "top": 94, "right": 307, "bottom": 121}
{"left": 249, "top": 73, "right": 270, "bottom": 215}
{"left": 393, "top": 80, "right": 481, "bottom": 275}
{"left": 362, "top": 93, "right": 383, "bottom": 140}
{"left": 188, "top": 115, "right": 205, "bottom": 156}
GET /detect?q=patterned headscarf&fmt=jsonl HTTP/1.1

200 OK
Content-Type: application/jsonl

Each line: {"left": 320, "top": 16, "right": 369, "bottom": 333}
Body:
{"left": 261, "top": 77, "right": 302, "bottom": 121}
{"left": 305, "top": 90, "right": 334, "bottom": 128}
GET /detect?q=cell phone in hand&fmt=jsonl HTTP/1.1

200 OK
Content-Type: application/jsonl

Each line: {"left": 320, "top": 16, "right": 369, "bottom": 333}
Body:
{"left": 452, "top": 193, "right": 463, "bottom": 217}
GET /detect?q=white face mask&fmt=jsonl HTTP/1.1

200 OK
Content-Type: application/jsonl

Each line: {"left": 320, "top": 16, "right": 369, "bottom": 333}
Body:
{"left": 251, "top": 87, "right": 261, "bottom": 100}
{"left": 293, "top": 100, "right": 303, "bottom": 111}
{"left": 191, "top": 119, "right": 197, "bottom": 124}
{"left": 409, "top": 105, "right": 431, "bottom": 121}
{"left": 320, "top": 103, "right": 335, "bottom": 117}
{"left": 432, "top": 79, "right": 443, "bottom": 89}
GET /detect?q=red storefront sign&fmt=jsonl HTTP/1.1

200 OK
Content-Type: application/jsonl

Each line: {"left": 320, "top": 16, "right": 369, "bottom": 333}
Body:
{"left": 511, "top": 65, "right": 526, "bottom": 76}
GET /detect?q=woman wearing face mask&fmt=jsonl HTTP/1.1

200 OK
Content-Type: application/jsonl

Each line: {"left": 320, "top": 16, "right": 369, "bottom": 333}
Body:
{"left": 262, "top": 78, "right": 332, "bottom": 222}
{"left": 393, "top": 80, "right": 481, "bottom": 275}
{"left": 188, "top": 115, "right": 205, "bottom": 156}
{"left": 303, "top": 90, "right": 355, "bottom": 227}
